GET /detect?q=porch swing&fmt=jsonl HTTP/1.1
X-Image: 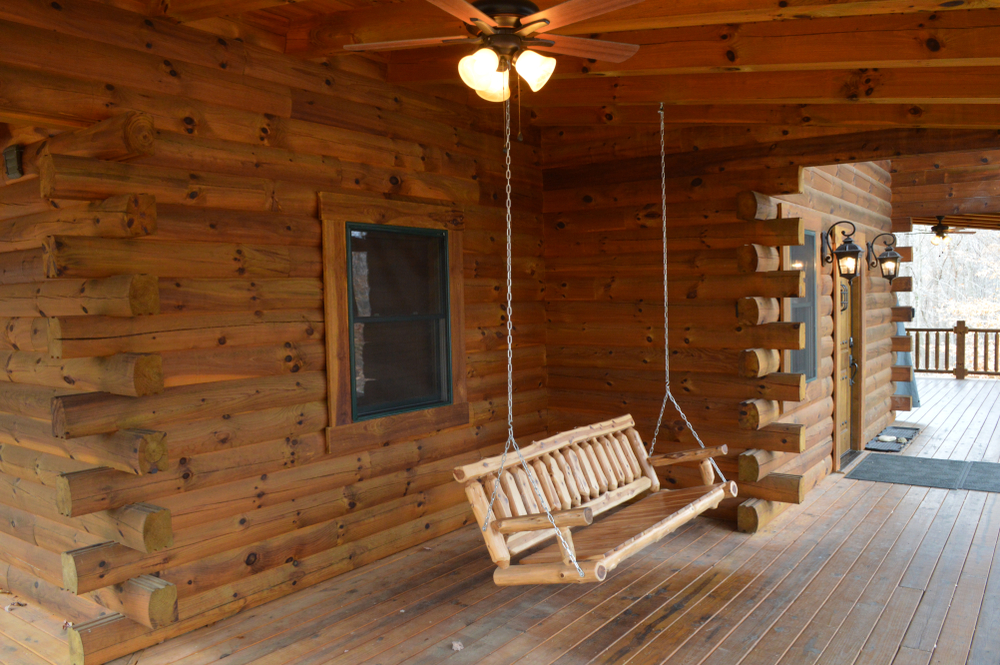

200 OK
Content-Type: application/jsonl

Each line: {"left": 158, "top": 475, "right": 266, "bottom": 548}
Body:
{"left": 453, "top": 99, "right": 738, "bottom": 586}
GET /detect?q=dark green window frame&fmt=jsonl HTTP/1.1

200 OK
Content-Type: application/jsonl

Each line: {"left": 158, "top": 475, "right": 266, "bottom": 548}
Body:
{"left": 345, "top": 222, "right": 453, "bottom": 421}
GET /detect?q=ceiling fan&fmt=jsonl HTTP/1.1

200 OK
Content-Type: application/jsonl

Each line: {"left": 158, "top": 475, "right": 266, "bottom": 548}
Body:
{"left": 911, "top": 216, "right": 977, "bottom": 245}
{"left": 343, "top": 0, "right": 648, "bottom": 101}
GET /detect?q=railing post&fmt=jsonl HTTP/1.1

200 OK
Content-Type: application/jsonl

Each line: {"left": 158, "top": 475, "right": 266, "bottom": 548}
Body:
{"left": 955, "top": 320, "right": 969, "bottom": 380}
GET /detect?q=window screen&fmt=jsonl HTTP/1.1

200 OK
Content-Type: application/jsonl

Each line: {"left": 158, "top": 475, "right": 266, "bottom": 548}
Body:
{"left": 789, "top": 231, "right": 818, "bottom": 381}
{"left": 347, "top": 224, "right": 451, "bottom": 420}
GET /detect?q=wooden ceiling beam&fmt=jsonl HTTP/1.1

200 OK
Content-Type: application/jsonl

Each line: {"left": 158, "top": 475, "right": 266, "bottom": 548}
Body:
{"left": 893, "top": 197, "right": 1000, "bottom": 217}
{"left": 283, "top": 0, "right": 1000, "bottom": 57}
{"left": 388, "top": 11, "right": 1000, "bottom": 83}
{"left": 503, "top": 67, "right": 1000, "bottom": 107}
{"left": 891, "top": 149, "right": 1000, "bottom": 172}
{"left": 544, "top": 128, "right": 1000, "bottom": 188}
{"left": 158, "top": 0, "right": 299, "bottom": 22}
{"left": 527, "top": 104, "right": 1000, "bottom": 129}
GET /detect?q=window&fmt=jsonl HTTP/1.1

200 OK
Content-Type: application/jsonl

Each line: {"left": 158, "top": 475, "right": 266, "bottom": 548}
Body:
{"left": 789, "top": 230, "right": 819, "bottom": 381}
{"left": 347, "top": 224, "right": 451, "bottom": 420}
{"left": 320, "top": 192, "right": 468, "bottom": 441}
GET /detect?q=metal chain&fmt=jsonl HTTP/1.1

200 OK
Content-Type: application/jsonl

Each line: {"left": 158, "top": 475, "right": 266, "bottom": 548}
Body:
{"left": 648, "top": 103, "right": 727, "bottom": 484}
{"left": 482, "top": 83, "right": 583, "bottom": 578}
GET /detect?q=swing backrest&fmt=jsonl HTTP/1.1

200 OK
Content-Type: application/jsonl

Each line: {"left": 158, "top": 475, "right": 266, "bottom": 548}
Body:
{"left": 453, "top": 415, "right": 660, "bottom": 564}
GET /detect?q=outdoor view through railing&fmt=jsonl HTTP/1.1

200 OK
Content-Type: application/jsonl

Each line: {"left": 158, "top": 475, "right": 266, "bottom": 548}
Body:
{"left": 909, "top": 321, "right": 1000, "bottom": 378}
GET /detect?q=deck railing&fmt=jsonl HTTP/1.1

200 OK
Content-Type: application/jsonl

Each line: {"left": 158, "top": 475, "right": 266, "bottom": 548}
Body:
{"left": 909, "top": 321, "right": 1000, "bottom": 379}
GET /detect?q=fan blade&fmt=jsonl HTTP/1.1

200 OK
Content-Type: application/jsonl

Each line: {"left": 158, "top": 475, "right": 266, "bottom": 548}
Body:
{"left": 520, "top": 0, "right": 648, "bottom": 33}
{"left": 531, "top": 33, "right": 639, "bottom": 63}
{"left": 425, "top": 0, "right": 498, "bottom": 27}
{"left": 343, "top": 36, "right": 479, "bottom": 52}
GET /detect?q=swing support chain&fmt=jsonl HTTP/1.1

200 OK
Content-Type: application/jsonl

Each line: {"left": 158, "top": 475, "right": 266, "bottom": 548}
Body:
{"left": 482, "top": 82, "right": 585, "bottom": 578}
{"left": 649, "top": 103, "right": 727, "bottom": 484}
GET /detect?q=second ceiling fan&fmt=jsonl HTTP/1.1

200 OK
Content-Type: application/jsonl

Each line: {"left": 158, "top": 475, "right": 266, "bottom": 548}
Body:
{"left": 343, "top": 0, "right": 648, "bottom": 100}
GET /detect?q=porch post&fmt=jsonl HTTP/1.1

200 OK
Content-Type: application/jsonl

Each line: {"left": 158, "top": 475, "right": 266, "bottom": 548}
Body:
{"left": 955, "top": 320, "right": 969, "bottom": 380}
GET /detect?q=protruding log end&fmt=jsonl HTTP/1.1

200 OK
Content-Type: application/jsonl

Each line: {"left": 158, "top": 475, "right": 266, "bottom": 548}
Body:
{"left": 109, "top": 503, "right": 173, "bottom": 553}
{"left": 736, "top": 191, "right": 776, "bottom": 221}
{"left": 723, "top": 480, "right": 739, "bottom": 499}
{"left": 128, "top": 274, "right": 160, "bottom": 316}
{"left": 736, "top": 297, "right": 781, "bottom": 326}
{"left": 126, "top": 194, "right": 158, "bottom": 236}
{"left": 122, "top": 112, "right": 156, "bottom": 157}
{"left": 738, "top": 399, "right": 780, "bottom": 431}
{"left": 737, "top": 348, "right": 781, "bottom": 379}
{"left": 125, "top": 575, "right": 178, "bottom": 629}
{"left": 132, "top": 353, "right": 164, "bottom": 396}
{"left": 736, "top": 245, "right": 780, "bottom": 273}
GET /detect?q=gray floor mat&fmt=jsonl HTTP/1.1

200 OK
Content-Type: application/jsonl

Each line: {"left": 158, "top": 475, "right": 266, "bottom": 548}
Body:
{"left": 845, "top": 453, "right": 999, "bottom": 491}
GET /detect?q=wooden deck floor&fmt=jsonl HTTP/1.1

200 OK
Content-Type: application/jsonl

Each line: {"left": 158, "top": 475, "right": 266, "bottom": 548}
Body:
{"left": 6, "top": 378, "right": 1000, "bottom": 665}
{"left": 900, "top": 377, "right": 1000, "bottom": 462}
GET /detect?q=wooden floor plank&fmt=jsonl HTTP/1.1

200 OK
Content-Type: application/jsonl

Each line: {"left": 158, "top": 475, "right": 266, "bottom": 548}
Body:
{"left": 702, "top": 485, "right": 926, "bottom": 665}
{"left": 774, "top": 488, "right": 951, "bottom": 665}
{"left": 853, "top": 586, "right": 924, "bottom": 665}
{"left": 967, "top": 494, "right": 1000, "bottom": 665}
{"left": 925, "top": 493, "right": 1000, "bottom": 665}
{"left": 890, "top": 646, "right": 932, "bottom": 665}
{"left": 573, "top": 481, "right": 869, "bottom": 665}
{"left": 898, "top": 492, "right": 989, "bottom": 654}
{"left": 666, "top": 483, "right": 905, "bottom": 665}
{"left": 736, "top": 486, "right": 931, "bottom": 665}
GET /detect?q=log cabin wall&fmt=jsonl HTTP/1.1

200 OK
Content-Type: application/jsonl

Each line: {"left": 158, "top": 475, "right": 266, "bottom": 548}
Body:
{"left": 541, "top": 125, "right": 905, "bottom": 532}
{"left": 0, "top": 2, "right": 546, "bottom": 661}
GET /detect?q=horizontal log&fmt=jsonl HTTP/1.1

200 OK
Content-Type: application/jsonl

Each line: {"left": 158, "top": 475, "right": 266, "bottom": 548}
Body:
{"left": 671, "top": 372, "right": 805, "bottom": 401}
{"left": 891, "top": 395, "right": 913, "bottom": 412}
{"left": 51, "top": 372, "right": 325, "bottom": 438}
{"left": 158, "top": 278, "right": 323, "bottom": 312}
{"left": 738, "top": 456, "right": 832, "bottom": 504}
{"left": 736, "top": 244, "right": 781, "bottom": 273}
{"left": 0, "top": 351, "right": 163, "bottom": 397}
{"left": 43, "top": 236, "right": 322, "bottom": 279}
{"left": 737, "top": 297, "right": 780, "bottom": 326}
{"left": 891, "top": 306, "right": 915, "bottom": 322}
{"left": 160, "top": 340, "right": 324, "bottom": 388}
{"left": 0, "top": 248, "right": 45, "bottom": 285}
{"left": 48, "top": 310, "right": 322, "bottom": 359}
{"left": 0, "top": 194, "right": 156, "bottom": 253}
{"left": 739, "top": 399, "right": 780, "bottom": 430}
{"left": 0, "top": 442, "right": 92, "bottom": 488}
{"left": 0, "top": 274, "right": 159, "bottom": 317}
{"left": 738, "top": 349, "right": 781, "bottom": 379}
{"left": 891, "top": 336, "right": 913, "bottom": 353}
{"left": 737, "top": 498, "right": 790, "bottom": 533}
{"left": 890, "top": 276, "right": 914, "bottom": 292}
{"left": 153, "top": 204, "right": 319, "bottom": 247}
{"left": 0, "top": 414, "right": 166, "bottom": 476}
{"left": 39, "top": 154, "right": 272, "bottom": 210}
{"left": 86, "top": 574, "right": 177, "bottom": 630}
{"left": 0, "top": 317, "right": 48, "bottom": 353}
{"left": 16, "top": 112, "right": 155, "bottom": 179}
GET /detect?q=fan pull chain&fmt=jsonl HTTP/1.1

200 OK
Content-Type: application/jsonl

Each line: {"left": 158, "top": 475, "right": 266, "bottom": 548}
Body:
{"left": 648, "top": 103, "right": 727, "bottom": 484}
{"left": 481, "top": 86, "right": 583, "bottom": 579}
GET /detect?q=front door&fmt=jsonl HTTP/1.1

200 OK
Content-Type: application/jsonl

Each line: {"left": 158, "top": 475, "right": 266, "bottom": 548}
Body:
{"left": 835, "top": 279, "right": 855, "bottom": 460}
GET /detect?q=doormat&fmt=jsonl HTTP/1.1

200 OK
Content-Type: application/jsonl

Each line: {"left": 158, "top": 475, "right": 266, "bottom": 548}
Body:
{"left": 847, "top": 454, "right": 1000, "bottom": 492}
{"left": 865, "top": 425, "right": 921, "bottom": 453}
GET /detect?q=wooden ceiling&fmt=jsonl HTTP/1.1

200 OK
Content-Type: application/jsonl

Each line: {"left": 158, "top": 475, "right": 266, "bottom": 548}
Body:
{"left": 138, "top": 0, "right": 1000, "bottom": 130}
{"left": 105, "top": 0, "right": 1000, "bottom": 229}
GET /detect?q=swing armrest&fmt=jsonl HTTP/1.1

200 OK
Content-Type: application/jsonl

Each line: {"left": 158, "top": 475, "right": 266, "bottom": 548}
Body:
{"left": 492, "top": 507, "right": 593, "bottom": 534}
{"left": 649, "top": 445, "right": 728, "bottom": 467}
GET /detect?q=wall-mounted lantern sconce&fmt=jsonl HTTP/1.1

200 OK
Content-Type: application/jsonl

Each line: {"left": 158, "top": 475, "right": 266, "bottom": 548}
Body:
{"left": 822, "top": 221, "right": 865, "bottom": 283}
{"left": 867, "top": 232, "right": 901, "bottom": 283}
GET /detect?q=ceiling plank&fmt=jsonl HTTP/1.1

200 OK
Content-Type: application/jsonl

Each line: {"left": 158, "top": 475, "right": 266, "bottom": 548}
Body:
{"left": 506, "top": 67, "right": 1000, "bottom": 106}
{"left": 284, "top": 0, "right": 1000, "bottom": 57}
{"left": 892, "top": 149, "right": 1000, "bottom": 172}
{"left": 893, "top": 197, "right": 1000, "bottom": 217}
{"left": 527, "top": 104, "right": 1000, "bottom": 129}
{"left": 163, "top": 0, "right": 300, "bottom": 23}
{"left": 389, "top": 11, "right": 1000, "bottom": 83}
{"left": 559, "top": 0, "right": 1000, "bottom": 35}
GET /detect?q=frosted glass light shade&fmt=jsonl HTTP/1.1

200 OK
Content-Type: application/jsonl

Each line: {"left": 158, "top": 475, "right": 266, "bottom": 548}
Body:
{"left": 459, "top": 48, "right": 501, "bottom": 91}
{"left": 475, "top": 70, "right": 510, "bottom": 101}
{"left": 515, "top": 50, "right": 556, "bottom": 92}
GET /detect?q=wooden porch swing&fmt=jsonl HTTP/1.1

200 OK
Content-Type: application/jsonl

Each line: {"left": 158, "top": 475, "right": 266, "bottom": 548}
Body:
{"left": 453, "top": 103, "right": 738, "bottom": 586}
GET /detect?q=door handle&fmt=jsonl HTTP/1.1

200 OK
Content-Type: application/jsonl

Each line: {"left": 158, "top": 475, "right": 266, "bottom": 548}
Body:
{"left": 850, "top": 357, "right": 859, "bottom": 386}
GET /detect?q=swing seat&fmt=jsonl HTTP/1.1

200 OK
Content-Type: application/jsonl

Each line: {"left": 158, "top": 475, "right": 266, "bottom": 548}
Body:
{"left": 453, "top": 415, "right": 737, "bottom": 586}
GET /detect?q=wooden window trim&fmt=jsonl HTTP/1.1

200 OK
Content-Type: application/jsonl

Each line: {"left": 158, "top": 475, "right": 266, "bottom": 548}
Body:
{"left": 319, "top": 192, "right": 469, "bottom": 453}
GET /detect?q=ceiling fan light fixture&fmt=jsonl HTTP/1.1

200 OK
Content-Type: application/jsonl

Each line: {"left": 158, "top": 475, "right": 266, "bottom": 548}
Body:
{"left": 459, "top": 47, "right": 501, "bottom": 91}
{"left": 514, "top": 49, "right": 556, "bottom": 92}
{"left": 474, "top": 69, "right": 511, "bottom": 101}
